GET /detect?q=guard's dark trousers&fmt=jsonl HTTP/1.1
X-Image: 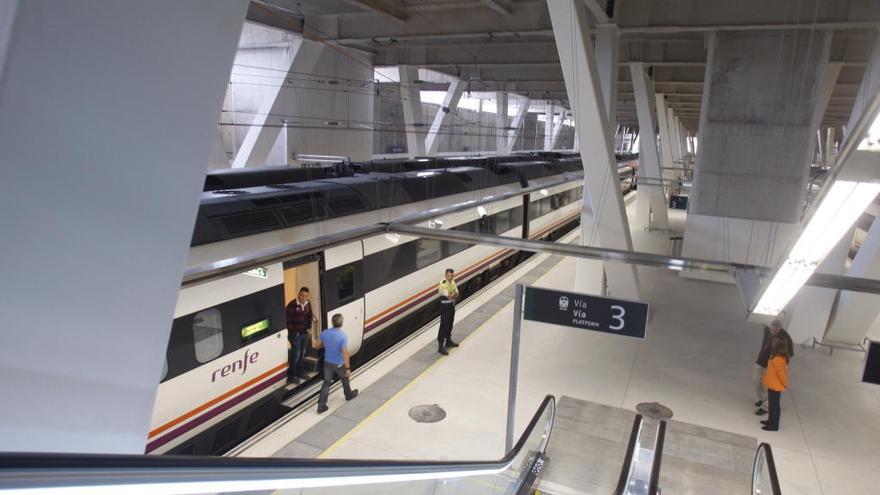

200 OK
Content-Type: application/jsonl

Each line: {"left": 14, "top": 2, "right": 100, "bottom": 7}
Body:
{"left": 767, "top": 389, "right": 781, "bottom": 429}
{"left": 317, "top": 362, "right": 355, "bottom": 408}
{"left": 438, "top": 300, "right": 455, "bottom": 347}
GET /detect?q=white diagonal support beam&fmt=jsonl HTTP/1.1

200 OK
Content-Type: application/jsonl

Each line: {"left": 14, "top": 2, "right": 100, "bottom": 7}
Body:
{"left": 399, "top": 66, "right": 426, "bottom": 157}
{"left": 506, "top": 97, "right": 530, "bottom": 153}
{"left": 655, "top": 94, "right": 674, "bottom": 179}
{"left": 594, "top": 25, "right": 618, "bottom": 127}
{"left": 550, "top": 111, "right": 566, "bottom": 149}
{"left": 548, "top": 0, "right": 640, "bottom": 299}
{"left": 630, "top": 62, "right": 669, "bottom": 230}
{"left": 425, "top": 79, "right": 465, "bottom": 155}
{"left": 496, "top": 91, "right": 508, "bottom": 152}
{"left": 543, "top": 102, "right": 555, "bottom": 150}
{"left": 232, "top": 40, "right": 324, "bottom": 167}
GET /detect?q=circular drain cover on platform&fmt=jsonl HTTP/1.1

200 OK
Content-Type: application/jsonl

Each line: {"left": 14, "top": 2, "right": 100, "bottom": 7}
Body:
{"left": 636, "top": 402, "right": 674, "bottom": 420}
{"left": 409, "top": 404, "right": 446, "bottom": 423}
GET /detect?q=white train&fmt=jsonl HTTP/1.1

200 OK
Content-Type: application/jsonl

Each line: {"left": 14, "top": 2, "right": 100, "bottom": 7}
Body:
{"left": 146, "top": 153, "right": 637, "bottom": 455}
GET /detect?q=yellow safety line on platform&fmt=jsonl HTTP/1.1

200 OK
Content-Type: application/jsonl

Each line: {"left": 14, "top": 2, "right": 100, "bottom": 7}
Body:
{"left": 317, "top": 298, "right": 516, "bottom": 459}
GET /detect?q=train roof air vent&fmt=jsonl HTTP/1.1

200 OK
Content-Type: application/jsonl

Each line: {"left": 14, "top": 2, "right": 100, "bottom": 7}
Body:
{"left": 220, "top": 211, "right": 281, "bottom": 234}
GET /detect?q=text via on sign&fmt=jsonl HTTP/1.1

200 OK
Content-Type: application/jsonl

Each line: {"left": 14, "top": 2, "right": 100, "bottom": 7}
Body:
{"left": 523, "top": 286, "right": 648, "bottom": 339}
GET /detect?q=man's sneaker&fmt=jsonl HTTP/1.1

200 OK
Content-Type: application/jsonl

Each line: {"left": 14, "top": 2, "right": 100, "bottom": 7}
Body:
{"left": 347, "top": 389, "right": 359, "bottom": 401}
{"left": 754, "top": 400, "right": 764, "bottom": 407}
{"left": 438, "top": 346, "right": 449, "bottom": 356}
{"left": 445, "top": 340, "right": 460, "bottom": 348}
{"left": 755, "top": 408, "right": 768, "bottom": 415}
{"left": 317, "top": 405, "right": 329, "bottom": 414}
{"left": 290, "top": 377, "right": 302, "bottom": 385}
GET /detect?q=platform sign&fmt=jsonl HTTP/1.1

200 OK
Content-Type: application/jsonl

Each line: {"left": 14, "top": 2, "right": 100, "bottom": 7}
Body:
{"left": 523, "top": 286, "right": 648, "bottom": 339}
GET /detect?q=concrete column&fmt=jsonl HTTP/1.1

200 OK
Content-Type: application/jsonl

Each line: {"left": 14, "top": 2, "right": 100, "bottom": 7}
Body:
{"left": 825, "top": 214, "right": 880, "bottom": 345}
{"left": 825, "top": 127, "right": 836, "bottom": 166}
{"left": 0, "top": 0, "right": 247, "bottom": 453}
{"left": 595, "top": 25, "right": 619, "bottom": 127}
{"left": 425, "top": 79, "right": 465, "bottom": 155}
{"left": 548, "top": 0, "right": 640, "bottom": 299}
{"left": 506, "top": 97, "right": 531, "bottom": 153}
{"left": 232, "top": 40, "right": 324, "bottom": 167}
{"left": 667, "top": 108, "right": 683, "bottom": 173}
{"left": 496, "top": 91, "right": 508, "bottom": 153}
{"left": 656, "top": 94, "right": 674, "bottom": 181}
{"left": 543, "top": 102, "right": 555, "bottom": 150}
{"left": 550, "top": 111, "right": 566, "bottom": 149}
{"left": 787, "top": 228, "right": 853, "bottom": 344}
{"left": 399, "top": 66, "right": 426, "bottom": 157}
{"left": 630, "top": 63, "right": 669, "bottom": 230}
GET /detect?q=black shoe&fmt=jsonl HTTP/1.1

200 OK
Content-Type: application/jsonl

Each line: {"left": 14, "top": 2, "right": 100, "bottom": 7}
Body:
{"left": 347, "top": 389, "right": 359, "bottom": 401}
{"left": 761, "top": 426, "right": 778, "bottom": 431}
{"left": 755, "top": 408, "right": 768, "bottom": 415}
{"left": 760, "top": 420, "right": 769, "bottom": 425}
{"left": 317, "top": 405, "right": 328, "bottom": 414}
{"left": 438, "top": 346, "right": 449, "bottom": 356}
{"left": 754, "top": 400, "right": 764, "bottom": 407}
{"left": 445, "top": 340, "right": 459, "bottom": 348}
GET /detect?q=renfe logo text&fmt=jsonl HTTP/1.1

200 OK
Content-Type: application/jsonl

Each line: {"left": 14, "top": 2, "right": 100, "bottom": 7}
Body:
{"left": 212, "top": 348, "right": 259, "bottom": 382}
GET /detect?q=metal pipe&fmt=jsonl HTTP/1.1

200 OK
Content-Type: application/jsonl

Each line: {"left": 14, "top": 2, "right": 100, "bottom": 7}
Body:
{"left": 385, "top": 224, "right": 880, "bottom": 294}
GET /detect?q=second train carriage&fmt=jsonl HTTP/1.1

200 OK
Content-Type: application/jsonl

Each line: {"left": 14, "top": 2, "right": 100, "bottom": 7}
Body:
{"left": 147, "top": 153, "right": 637, "bottom": 455}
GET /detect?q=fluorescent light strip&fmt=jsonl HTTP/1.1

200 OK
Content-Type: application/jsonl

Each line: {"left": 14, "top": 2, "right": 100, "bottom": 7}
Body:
{"left": 753, "top": 180, "right": 880, "bottom": 315}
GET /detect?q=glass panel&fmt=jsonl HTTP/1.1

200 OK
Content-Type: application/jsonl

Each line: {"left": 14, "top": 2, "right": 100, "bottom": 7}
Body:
{"left": 336, "top": 266, "right": 355, "bottom": 301}
{"left": 193, "top": 308, "right": 223, "bottom": 363}
{"left": 416, "top": 238, "right": 443, "bottom": 269}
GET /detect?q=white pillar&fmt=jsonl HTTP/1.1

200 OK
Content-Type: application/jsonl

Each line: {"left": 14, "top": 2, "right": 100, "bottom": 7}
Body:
{"left": 550, "top": 111, "right": 566, "bottom": 149}
{"left": 506, "top": 97, "right": 531, "bottom": 153}
{"left": 824, "top": 213, "right": 880, "bottom": 345}
{"left": 232, "top": 40, "right": 324, "bottom": 167}
{"left": 425, "top": 79, "right": 465, "bottom": 155}
{"left": 399, "top": 66, "right": 426, "bottom": 157}
{"left": 655, "top": 94, "right": 674, "bottom": 181}
{"left": 825, "top": 127, "right": 836, "bottom": 166}
{"left": 496, "top": 91, "right": 509, "bottom": 153}
{"left": 787, "top": 228, "right": 853, "bottom": 344}
{"left": 548, "top": 0, "right": 640, "bottom": 299}
{"left": 0, "top": 0, "right": 247, "bottom": 453}
{"left": 543, "top": 102, "right": 555, "bottom": 150}
{"left": 630, "top": 62, "right": 669, "bottom": 230}
{"left": 595, "top": 25, "right": 619, "bottom": 128}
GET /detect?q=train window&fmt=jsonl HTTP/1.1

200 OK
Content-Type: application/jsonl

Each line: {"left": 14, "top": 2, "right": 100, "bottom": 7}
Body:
{"left": 416, "top": 238, "right": 443, "bottom": 269}
{"left": 336, "top": 266, "right": 355, "bottom": 302}
{"left": 193, "top": 308, "right": 223, "bottom": 363}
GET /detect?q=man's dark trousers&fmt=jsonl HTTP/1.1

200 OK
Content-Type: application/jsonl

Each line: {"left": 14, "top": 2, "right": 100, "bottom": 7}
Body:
{"left": 438, "top": 301, "right": 455, "bottom": 346}
{"left": 318, "top": 362, "right": 354, "bottom": 408}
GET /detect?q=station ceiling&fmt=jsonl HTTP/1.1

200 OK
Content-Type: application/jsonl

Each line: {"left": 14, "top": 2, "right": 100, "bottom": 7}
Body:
{"left": 248, "top": 0, "right": 880, "bottom": 132}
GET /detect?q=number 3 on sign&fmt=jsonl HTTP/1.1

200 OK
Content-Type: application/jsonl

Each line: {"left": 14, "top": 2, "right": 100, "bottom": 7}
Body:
{"left": 610, "top": 305, "right": 625, "bottom": 330}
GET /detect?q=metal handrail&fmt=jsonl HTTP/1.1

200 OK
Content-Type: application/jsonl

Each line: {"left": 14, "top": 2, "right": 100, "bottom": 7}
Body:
{"left": 0, "top": 396, "right": 556, "bottom": 495}
{"left": 615, "top": 414, "right": 644, "bottom": 494}
{"left": 647, "top": 420, "right": 667, "bottom": 495}
{"left": 752, "top": 442, "right": 782, "bottom": 495}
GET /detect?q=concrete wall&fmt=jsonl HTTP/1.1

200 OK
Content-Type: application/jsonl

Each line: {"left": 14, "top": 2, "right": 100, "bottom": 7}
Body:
{"left": 222, "top": 23, "right": 374, "bottom": 166}
{"left": 373, "top": 89, "right": 575, "bottom": 155}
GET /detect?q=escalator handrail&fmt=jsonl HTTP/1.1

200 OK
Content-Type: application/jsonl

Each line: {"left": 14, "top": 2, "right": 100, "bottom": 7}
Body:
{"left": 647, "top": 420, "right": 667, "bottom": 495}
{"left": 0, "top": 395, "right": 556, "bottom": 495}
{"left": 614, "top": 413, "right": 644, "bottom": 495}
{"left": 752, "top": 442, "right": 782, "bottom": 495}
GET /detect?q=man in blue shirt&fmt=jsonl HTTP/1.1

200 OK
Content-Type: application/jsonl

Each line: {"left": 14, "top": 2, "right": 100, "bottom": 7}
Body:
{"left": 311, "top": 313, "right": 358, "bottom": 413}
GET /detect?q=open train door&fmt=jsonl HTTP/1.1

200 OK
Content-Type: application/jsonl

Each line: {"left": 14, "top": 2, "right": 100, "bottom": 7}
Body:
{"left": 321, "top": 242, "right": 365, "bottom": 355}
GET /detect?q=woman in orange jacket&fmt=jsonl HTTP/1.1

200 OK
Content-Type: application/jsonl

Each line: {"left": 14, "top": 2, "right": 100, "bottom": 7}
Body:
{"left": 762, "top": 337, "right": 790, "bottom": 431}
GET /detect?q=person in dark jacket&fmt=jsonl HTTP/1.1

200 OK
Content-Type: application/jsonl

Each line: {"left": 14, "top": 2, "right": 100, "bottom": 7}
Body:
{"left": 761, "top": 337, "right": 790, "bottom": 431}
{"left": 754, "top": 319, "right": 793, "bottom": 416}
{"left": 285, "top": 287, "right": 316, "bottom": 384}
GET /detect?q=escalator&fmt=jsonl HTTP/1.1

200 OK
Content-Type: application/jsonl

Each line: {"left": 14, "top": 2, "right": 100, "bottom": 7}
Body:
{"left": 0, "top": 396, "right": 555, "bottom": 495}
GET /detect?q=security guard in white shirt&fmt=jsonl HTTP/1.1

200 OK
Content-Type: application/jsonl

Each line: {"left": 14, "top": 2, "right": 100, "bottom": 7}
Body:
{"left": 437, "top": 268, "right": 460, "bottom": 355}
